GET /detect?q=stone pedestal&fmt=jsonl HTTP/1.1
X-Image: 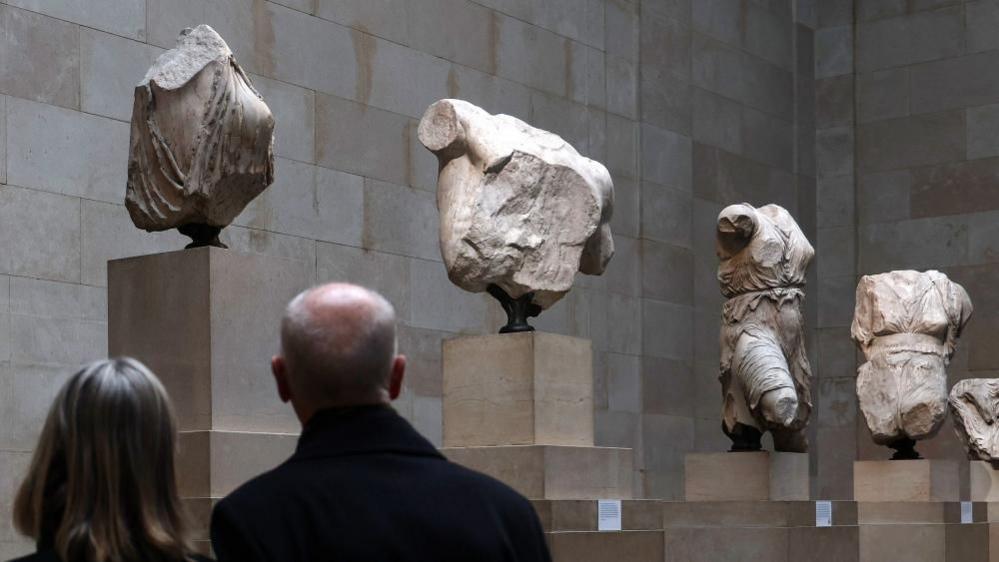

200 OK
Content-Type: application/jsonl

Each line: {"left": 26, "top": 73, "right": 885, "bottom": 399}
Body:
{"left": 853, "top": 460, "right": 960, "bottom": 502}
{"left": 662, "top": 500, "right": 859, "bottom": 562}
{"left": 443, "top": 332, "right": 593, "bottom": 447}
{"left": 971, "top": 461, "right": 999, "bottom": 502}
{"left": 443, "top": 445, "right": 632, "bottom": 500}
{"left": 684, "top": 451, "right": 809, "bottom": 501}
{"left": 441, "top": 332, "right": 631, "bottom": 504}
{"left": 855, "top": 501, "right": 988, "bottom": 562}
{"left": 108, "top": 248, "right": 314, "bottom": 518}
{"left": 532, "top": 500, "right": 664, "bottom": 562}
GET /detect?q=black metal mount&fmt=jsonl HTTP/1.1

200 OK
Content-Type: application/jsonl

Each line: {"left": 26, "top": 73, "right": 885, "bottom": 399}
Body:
{"left": 487, "top": 284, "right": 542, "bottom": 334}
{"left": 725, "top": 422, "right": 763, "bottom": 453}
{"left": 179, "top": 223, "right": 228, "bottom": 249}
{"left": 888, "top": 437, "right": 921, "bottom": 460}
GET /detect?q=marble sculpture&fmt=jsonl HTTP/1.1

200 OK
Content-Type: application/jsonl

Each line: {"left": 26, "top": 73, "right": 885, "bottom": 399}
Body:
{"left": 717, "top": 203, "right": 814, "bottom": 453}
{"left": 418, "top": 99, "right": 614, "bottom": 333}
{"left": 126, "top": 25, "right": 275, "bottom": 248}
{"left": 951, "top": 379, "right": 999, "bottom": 464}
{"left": 852, "top": 270, "right": 973, "bottom": 459}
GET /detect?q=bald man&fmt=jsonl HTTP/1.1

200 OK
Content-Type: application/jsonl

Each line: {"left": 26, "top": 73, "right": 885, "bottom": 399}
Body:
{"left": 210, "top": 283, "right": 551, "bottom": 562}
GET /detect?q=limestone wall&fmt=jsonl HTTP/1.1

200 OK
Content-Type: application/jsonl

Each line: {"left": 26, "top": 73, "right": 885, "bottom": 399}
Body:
{"left": 0, "top": 0, "right": 817, "bottom": 556}
{"left": 811, "top": 0, "right": 999, "bottom": 500}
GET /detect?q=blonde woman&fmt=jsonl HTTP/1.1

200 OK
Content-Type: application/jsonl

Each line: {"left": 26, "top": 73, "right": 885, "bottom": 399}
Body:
{"left": 9, "top": 358, "right": 212, "bottom": 562}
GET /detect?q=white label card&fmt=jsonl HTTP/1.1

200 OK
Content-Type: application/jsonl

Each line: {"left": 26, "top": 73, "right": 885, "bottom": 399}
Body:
{"left": 815, "top": 500, "right": 832, "bottom": 527}
{"left": 962, "top": 501, "right": 973, "bottom": 524}
{"left": 597, "top": 499, "right": 622, "bottom": 531}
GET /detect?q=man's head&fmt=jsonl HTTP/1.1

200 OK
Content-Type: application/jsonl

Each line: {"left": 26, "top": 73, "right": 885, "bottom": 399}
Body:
{"left": 272, "top": 283, "right": 405, "bottom": 424}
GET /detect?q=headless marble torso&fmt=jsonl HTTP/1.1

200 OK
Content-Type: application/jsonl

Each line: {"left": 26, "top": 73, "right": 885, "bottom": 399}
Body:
{"left": 852, "top": 270, "right": 972, "bottom": 454}
{"left": 717, "top": 204, "right": 814, "bottom": 452}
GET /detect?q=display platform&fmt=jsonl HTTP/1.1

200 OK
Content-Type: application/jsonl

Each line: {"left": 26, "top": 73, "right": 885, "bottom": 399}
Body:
{"left": 441, "top": 332, "right": 638, "bottom": 560}
{"left": 684, "top": 451, "right": 809, "bottom": 501}
{"left": 109, "top": 248, "right": 314, "bottom": 553}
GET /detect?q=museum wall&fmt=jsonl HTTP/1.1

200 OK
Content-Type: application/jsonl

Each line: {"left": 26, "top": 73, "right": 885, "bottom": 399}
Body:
{"left": 0, "top": 0, "right": 821, "bottom": 556}
{"left": 844, "top": 1, "right": 999, "bottom": 493}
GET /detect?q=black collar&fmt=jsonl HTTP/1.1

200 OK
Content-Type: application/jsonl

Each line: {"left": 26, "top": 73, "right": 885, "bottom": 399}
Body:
{"left": 292, "top": 404, "right": 445, "bottom": 462}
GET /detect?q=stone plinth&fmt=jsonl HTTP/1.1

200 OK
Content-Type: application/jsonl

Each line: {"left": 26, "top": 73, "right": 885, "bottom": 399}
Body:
{"left": 177, "top": 430, "right": 298, "bottom": 498}
{"left": 663, "top": 500, "right": 857, "bottom": 527}
{"left": 109, "top": 248, "right": 314, "bottom": 510}
{"left": 662, "top": 501, "right": 859, "bottom": 562}
{"left": 443, "top": 445, "right": 632, "bottom": 500}
{"left": 859, "top": 524, "right": 945, "bottom": 562}
{"left": 684, "top": 452, "right": 810, "bottom": 501}
{"left": 532, "top": 500, "right": 663, "bottom": 532}
{"left": 443, "top": 332, "right": 593, "bottom": 448}
{"left": 854, "top": 502, "right": 995, "bottom": 562}
{"left": 442, "top": 332, "right": 633, "bottom": 503}
{"left": 853, "top": 460, "right": 960, "bottom": 502}
{"left": 109, "top": 247, "right": 314, "bottom": 433}
{"left": 548, "top": 531, "right": 663, "bottom": 562}
{"left": 531, "top": 500, "right": 663, "bottom": 562}
{"left": 971, "top": 461, "right": 999, "bottom": 502}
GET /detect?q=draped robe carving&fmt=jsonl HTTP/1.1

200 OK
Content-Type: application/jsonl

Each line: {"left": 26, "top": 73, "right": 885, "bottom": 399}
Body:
{"left": 716, "top": 203, "right": 814, "bottom": 452}
{"left": 852, "top": 270, "right": 973, "bottom": 459}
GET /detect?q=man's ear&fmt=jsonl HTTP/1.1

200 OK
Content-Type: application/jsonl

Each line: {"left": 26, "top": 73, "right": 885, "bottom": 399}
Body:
{"left": 388, "top": 355, "right": 406, "bottom": 401}
{"left": 272, "top": 355, "right": 292, "bottom": 403}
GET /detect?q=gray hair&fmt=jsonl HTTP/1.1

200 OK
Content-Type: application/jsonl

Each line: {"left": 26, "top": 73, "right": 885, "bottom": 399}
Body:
{"left": 280, "top": 283, "right": 398, "bottom": 401}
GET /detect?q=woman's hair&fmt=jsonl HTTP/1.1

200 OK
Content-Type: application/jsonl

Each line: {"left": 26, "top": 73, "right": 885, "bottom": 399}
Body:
{"left": 13, "top": 357, "right": 194, "bottom": 562}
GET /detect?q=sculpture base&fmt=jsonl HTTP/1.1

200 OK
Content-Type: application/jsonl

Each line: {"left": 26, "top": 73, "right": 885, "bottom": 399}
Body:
{"left": 443, "top": 332, "right": 593, "bottom": 447}
{"left": 664, "top": 500, "right": 858, "bottom": 562}
{"left": 888, "top": 437, "right": 921, "bottom": 460}
{"left": 856, "top": 501, "right": 990, "bottom": 562}
{"left": 109, "top": 247, "right": 313, "bottom": 542}
{"left": 531, "top": 499, "right": 999, "bottom": 561}
{"left": 108, "top": 247, "right": 314, "bottom": 433}
{"left": 725, "top": 422, "right": 763, "bottom": 452}
{"left": 853, "top": 460, "right": 959, "bottom": 502}
{"left": 535, "top": 500, "right": 665, "bottom": 562}
{"left": 487, "top": 284, "right": 541, "bottom": 333}
{"left": 176, "top": 430, "right": 298, "bottom": 499}
{"left": 684, "top": 451, "right": 809, "bottom": 501}
{"left": 970, "top": 461, "right": 999, "bottom": 501}
{"left": 178, "top": 223, "right": 227, "bottom": 249}
{"left": 443, "top": 445, "right": 632, "bottom": 500}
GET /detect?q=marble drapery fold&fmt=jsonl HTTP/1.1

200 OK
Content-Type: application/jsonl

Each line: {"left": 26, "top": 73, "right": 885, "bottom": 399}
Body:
{"left": 126, "top": 24, "right": 275, "bottom": 248}
{"left": 852, "top": 270, "right": 973, "bottom": 459}
{"left": 716, "top": 203, "right": 814, "bottom": 452}
{"left": 950, "top": 378, "right": 999, "bottom": 464}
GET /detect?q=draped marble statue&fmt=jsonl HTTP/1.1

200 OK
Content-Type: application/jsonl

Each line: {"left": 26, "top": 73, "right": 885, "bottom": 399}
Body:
{"left": 852, "top": 270, "right": 973, "bottom": 459}
{"left": 127, "top": 25, "right": 275, "bottom": 248}
{"left": 418, "top": 99, "right": 614, "bottom": 333}
{"left": 716, "top": 203, "right": 814, "bottom": 452}
{"left": 951, "top": 379, "right": 999, "bottom": 464}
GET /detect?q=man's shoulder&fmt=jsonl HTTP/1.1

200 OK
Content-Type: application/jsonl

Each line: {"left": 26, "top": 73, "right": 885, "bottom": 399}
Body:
{"left": 215, "top": 458, "right": 299, "bottom": 513}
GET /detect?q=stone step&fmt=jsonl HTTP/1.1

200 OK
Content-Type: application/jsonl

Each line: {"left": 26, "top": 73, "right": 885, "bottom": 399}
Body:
{"left": 548, "top": 531, "right": 664, "bottom": 562}
{"left": 443, "top": 444, "right": 633, "bottom": 500}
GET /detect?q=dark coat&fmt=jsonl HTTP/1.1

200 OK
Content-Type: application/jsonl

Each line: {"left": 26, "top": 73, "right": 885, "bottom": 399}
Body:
{"left": 210, "top": 405, "right": 552, "bottom": 562}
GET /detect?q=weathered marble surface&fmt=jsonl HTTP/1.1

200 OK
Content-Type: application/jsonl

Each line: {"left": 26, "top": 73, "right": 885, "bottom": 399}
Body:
{"left": 417, "top": 99, "right": 614, "bottom": 311}
{"left": 126, "top": 25, "right": 275, "bottom": 247}
{"left": 716, "top": 203, "right": 814, "bottom": 453}
{"left": 852, "top": 270, "right": 973, "bottom": 457}
{"left": 950, "top": 378, "right": 999, "bottom": 463}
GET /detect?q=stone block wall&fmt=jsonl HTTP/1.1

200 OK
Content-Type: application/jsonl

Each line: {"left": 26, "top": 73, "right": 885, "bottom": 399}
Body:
{"left": 852, "top": 0, "right": 999, "bottom": 470}
{"left": 811, "top": 0, "right": 858, "bottom": 500}
{"left": 810, "top": 0, "right": 999, "bottom": 499}
{"left": 0, "top": 0, "right": 820, "bottom": 556}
